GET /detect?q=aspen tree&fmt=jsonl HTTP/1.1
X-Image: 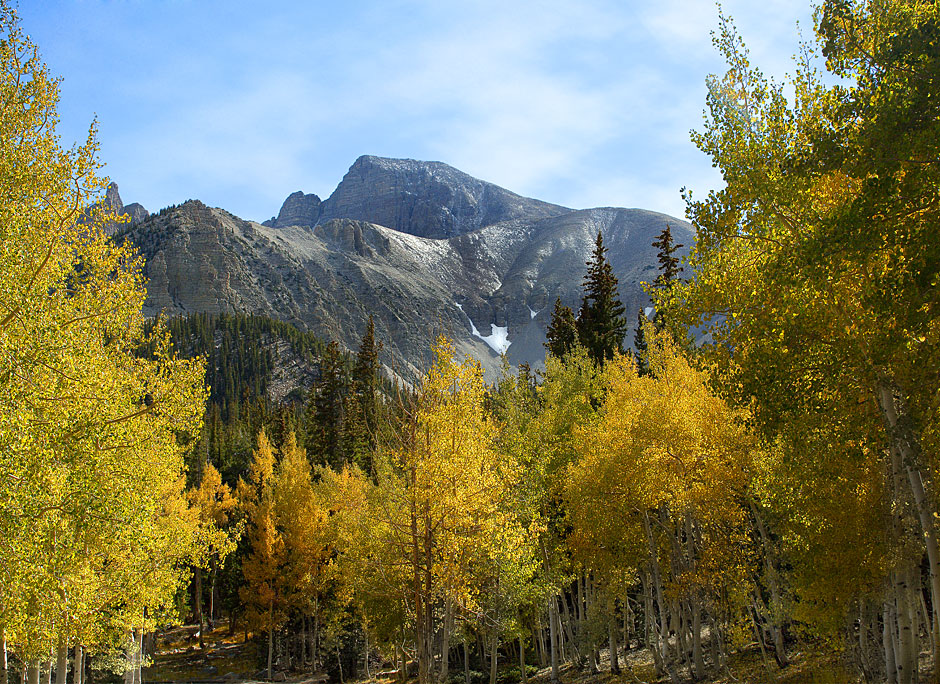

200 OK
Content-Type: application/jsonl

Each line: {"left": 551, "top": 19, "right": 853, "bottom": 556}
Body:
{"left": 239, "top": 431, "right": 287, "bottom": 680}
{"left": 668, "top": 1, "right": 940, "bottom": 670}
{"left": 567, "top": 329, "right": 756, "bottom": 677}
{"left": 0, "top": 2, "right": 206, "bottom": 669}
{"left": 273, "top": 432, "right": 334, "bottom": 666}
{"left": 328, "top": 339, "right": 523, "bottom": 684}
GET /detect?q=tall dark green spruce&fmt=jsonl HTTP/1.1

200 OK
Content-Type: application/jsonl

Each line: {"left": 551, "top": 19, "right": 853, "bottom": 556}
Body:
{"left": 633, "top": 309, "right": 651, "bottom": 376}
{"left": 576, "top": 231, "right": 627, "bottom": 365}
{"left": 306, "top": 341, "right": 347, "bottom": 469}
{"left": 344, "top": 316, "right": 382, "bottom": 476}
{"left": 544, "top": 297, "right": 579, "bottom": 359}
{"left": 634, "top": 225, "right": 684, "bottom": 373}
{"left": 650, "top": 224, "right": 683, "bottom": 331}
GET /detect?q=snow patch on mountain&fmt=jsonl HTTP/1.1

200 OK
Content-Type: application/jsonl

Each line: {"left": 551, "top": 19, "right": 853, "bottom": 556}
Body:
{"left": 456, "top": 303, "right": 511, "bottom": 355}
{"left": 477, "top": 325, "right": 511, "bottom": 355}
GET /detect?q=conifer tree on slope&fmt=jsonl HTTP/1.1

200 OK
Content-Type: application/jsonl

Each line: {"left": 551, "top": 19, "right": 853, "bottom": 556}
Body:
{"left": 576, "top": 232, "right": 627, "bottom": 365}
{"left": 635, "top": 224, "right": 683, "bottom": 372}
{"left": 633, "top": 309, "right": 651, "bottom": 376}
{"left": 649, "top": 224, "right": 684, "bottom": 332}
{"left": 651, "top": 224, "right": 683, "bottom": 290}
{"left": 544, "top": 298, "right": 579, "bottom": 359}
{"left": 352, "top": 318, "right": 381, "bottom": 448}
{"left": 306, "top": 342, "right": 346, "bottom": 469}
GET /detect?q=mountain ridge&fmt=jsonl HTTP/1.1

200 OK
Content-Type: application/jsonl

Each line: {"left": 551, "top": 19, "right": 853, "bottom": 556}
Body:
{"left": 121, "top": 156, "right": 692, "bottom": 381}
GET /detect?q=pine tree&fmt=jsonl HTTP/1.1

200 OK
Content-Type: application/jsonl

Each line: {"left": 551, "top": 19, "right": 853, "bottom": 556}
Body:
{"left": 651, "top": 224, "right": 683, "bottom": 289}
{"left": 576, "top": 232, "right": 627, "bottom": 365}
{"left": 633, "top": 309, "right": 650, "bottom": 376}
{"left": 340, "top": 395, "right": 371, "bottom": 475}
{"left": 544, "top": 298, "right": 578, "bottom": 359}
{"left": 306, "top": 342, "right": 347, "bottom": 469}
{"left": 351, "top": 316, "right": 382, "bottom": 461}
{"left": 650, "top": 225, "right": 684, "bottom": 332}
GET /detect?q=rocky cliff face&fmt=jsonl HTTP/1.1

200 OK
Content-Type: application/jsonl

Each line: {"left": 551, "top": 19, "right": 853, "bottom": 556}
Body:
{"left": 124, "top": 157, "right": 691, "bottom": 382}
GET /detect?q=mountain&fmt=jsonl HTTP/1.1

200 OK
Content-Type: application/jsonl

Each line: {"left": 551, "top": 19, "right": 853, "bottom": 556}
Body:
{"left": 121, "top": 156, "right": 691, "bottom": 382}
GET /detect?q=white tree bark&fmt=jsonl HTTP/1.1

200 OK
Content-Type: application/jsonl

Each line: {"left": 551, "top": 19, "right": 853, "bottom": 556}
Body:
{"left": 878, "top": 380, "right": 940, "bottom": 666}
{"left": 72, "top": 646, "right": 83, "bottom": 684}
{"left": 1, "top": 631, "right": 8, "bottom": 684}
{"left": 54, "top": 638, "right": 67, "bottom": 684}
{"left": 548, "top": 598, "right": 559, "bottom": 683}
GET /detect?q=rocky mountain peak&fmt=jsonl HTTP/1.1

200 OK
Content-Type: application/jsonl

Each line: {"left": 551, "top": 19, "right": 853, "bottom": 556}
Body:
{"left": 312, "top": 155, "right": 572, "bottom": 239}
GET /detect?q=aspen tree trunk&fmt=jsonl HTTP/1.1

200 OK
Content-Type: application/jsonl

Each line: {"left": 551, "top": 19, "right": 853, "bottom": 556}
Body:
{"left": 878, "top": 380, "right": 940, "bottom": 677}
{"left": 137, "top": 631, "right": 144, "bottom": 684}
{"left": 575, "top": 574, "right": 583, "bottom": 626}
{"left": 534, "top": 621, "right": 546, "bottom": 668}
{"left": 519, "top": 637, "right": 527, "bottom": 684}
{"left": 365, "top": 625, "right": 371, "bottom": 680}
{"left": 54, "top": 638, "right": 67, "bottom": 684}
{"left": 488, "top": 634, "right": 497, "bottom": 684}
{"left": 748, "top": 603, "right": 772, "bottom": 672}
{"left": 439, "top": 602, "right": 451, "bottom": 684}
{"left": 72, "top": 646, "right": 83, "bottom": 684}
{"left": 26, "top": 662, "right": 39, "bottom": 684}
{"left": 624, "top": 596, "right": 634, "bottom": 649}
{"left": 608, "top": 597, "right": 621, "bottom": 675}
{"left": 395, "top": 642, "right": 404, "bottom": 684}
{"left": 194, "top": 568, "right": 204, "bottom": 649}
{"left": 267, "top": 603, "right": 275, "bottom": 681}
{"left": 885, "top": 599, "right": 899, "bottom": 684}
{"left": 691, "top": 597, "right": 705, "bottom": 680}
{"left": 411, "top": 474, "right": 430, "bottom": 684}
{"left": 748, "top": 501, "right": 787, "bottom": 668}
{"left": 548, "top": 598, "right": 559, "bottom": 683}
{"left": 859, "top": 600, "right": 873, "bottom": 681}
{"left": 585, "top": 576, "right": 598, "bottom": 675}
{"left": 557, "top": 590, "right": 579, "bottom": 662}
{"left": 674, "top": 602, "right": 687, "bottom": 669}
{"left": 124, "top": 634, "right": 135, "bottom": 684}
{"left": 895, "top": 572, "right": 915, "bottom": 684}
{"left": 424, "top": 516, "right": 434, "bottom": 684}
{"left": 463, "top": 641, "right": 470, "bottom": 684}
{"left": 314, "top": 597, "right": 320, "bottom": 668}
{"left": 41, "top": 663, "right": 50, "bottom": 684}
{"left": 1, "top": 631, "right": 7, "bottom": 684}
{"left": 643, "top": 512, "right": 677, "bottom": 683}
{"left": 642, "top": 569, "right": 664, "bottom": 678}
{"left": 709, "top": 615, "right": 722, "bottom": 670}
{"left": 919, "top": 591, "right": 937, "bottom": 665}
{"left": 210, "top": 559, "right": 218, "bottom": 625}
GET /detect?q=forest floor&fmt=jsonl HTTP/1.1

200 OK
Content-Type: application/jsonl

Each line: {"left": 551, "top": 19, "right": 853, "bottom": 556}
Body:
{"left": 143, "top": 625, "right": 869, "bottom": 684}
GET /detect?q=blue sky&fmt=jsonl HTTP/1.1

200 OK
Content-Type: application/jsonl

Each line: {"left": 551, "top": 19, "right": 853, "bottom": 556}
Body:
{"left": 19, "top": 0, "right": 816, "bottom": 223}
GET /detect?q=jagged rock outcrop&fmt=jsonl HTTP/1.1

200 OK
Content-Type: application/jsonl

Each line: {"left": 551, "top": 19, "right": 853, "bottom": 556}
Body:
{"left": 123, "top": 154, "right": 692, "bottom": 382}
{"left": 97, "top": 182, "right": 149, "bottom": 235}
{"left": 265, "top": 191, "right": 321, "bottom": 228}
